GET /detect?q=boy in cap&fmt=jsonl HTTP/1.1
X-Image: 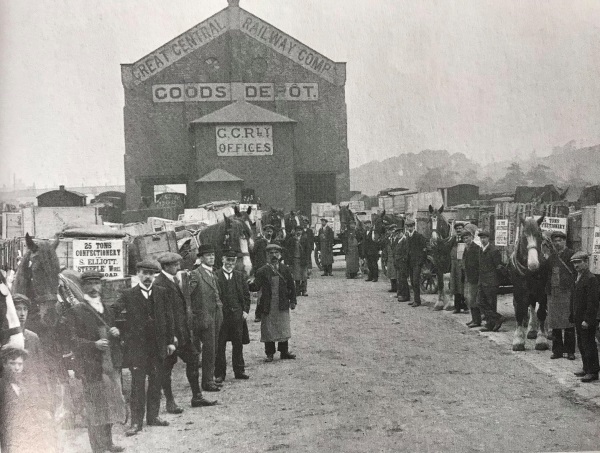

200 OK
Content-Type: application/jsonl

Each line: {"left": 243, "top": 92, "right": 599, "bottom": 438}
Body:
{"left": 155, "top": 252, "right": 216, "bottom": 411}
{"left": 68, "top": 271, "right": 126, "bottom": 452}
{"left": 215, "top": 249, "right": 251, "bottom": 381}
{"left": 570, "top": 252, "right": 600, "bottom": 382}
{"left": 254, "top": 244, "right": 298, "bottom": 362}
{"left": 112, "top": 260, "right": 175, "bottom": 436}
{"left": 189, "top": 245, "right": 223, "bottom": 392}
{"left": 12, "top": 294, "right": 43, "bottom": 369}
{"left": 546, "top": 231, "right": 576, "bottom": 360}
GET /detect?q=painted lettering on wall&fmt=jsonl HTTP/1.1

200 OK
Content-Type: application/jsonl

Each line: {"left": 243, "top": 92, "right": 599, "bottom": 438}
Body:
{"left": 239, "top": 11, "right": 337, "bottom": 85}
{"left": 152, "top": 82, "right": 318, "bottom": 103}
{"left": 216, "top": 125, "right": 273, "bottom": 156}
{"left": 73, "top": 240, "right": 125, "bottom": 278}
{"left": 130, "top": 11, "right": 228, "bottom": 85}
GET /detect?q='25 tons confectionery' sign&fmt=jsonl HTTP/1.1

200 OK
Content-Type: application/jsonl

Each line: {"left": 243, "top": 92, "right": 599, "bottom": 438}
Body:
{"left": 73, "top": 240, "right": 125, "bottom": 278}
{"left": 216, "top": 125, "right": 273, "bottom": 156}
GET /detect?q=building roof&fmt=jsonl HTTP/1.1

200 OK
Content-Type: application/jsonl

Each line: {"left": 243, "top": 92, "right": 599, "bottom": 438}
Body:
{"left": 196, "top": 169, "right": 244, "bottom": 183}
{"left": 37, "top": 187, "right": 86, "bottom": 200}
{"left": 190, "top": 101, "right": 296, "bottom": 125}
{"left": 514, "top": 185, "right": 563, "bottom": 203}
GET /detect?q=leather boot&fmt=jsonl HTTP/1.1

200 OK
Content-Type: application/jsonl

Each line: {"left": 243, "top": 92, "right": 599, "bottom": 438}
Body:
{"left": 389, "top": 279, "right": 397, "bottom": 292}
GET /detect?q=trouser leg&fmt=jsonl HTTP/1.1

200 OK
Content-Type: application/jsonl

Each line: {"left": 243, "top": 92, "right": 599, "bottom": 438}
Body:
{"left": 87, "top": 423, "right": 107, "bottom": 453}
{"left": 295, "top": 280, "right": 302, "bottom": 296}
{"left": 214, "top": 320, "right": 229, "bottom": 379}
{"left": 129, "top": 367, "right": 147, "bottom": 426}
{"left": 231, "top": 324, "right": 245, "bottom": 375}
{"left": 478, "top": 286, "right": 499, "bottom": 325}
{"left": 277, "top": 341, "right": 289, "bottom": 354}
{"left": 265, "top": 341, "right": 276, "bottom": 356}
{"left": 146, "top": 362, "right": 162, "bottom": 423}
{"left": 577, "top": 325, "right": 600, "bottom": 374}
{"left": 411, "top": 265, "right": 421, "bottom": 303}
{"left": 552, "top": 328, "right": 564, "bottom": 354}
{"left": 564, "top": 327, "right": 576, "bottom": 354}
{"left": 184, "top": 355, "right": 201, "bottom": 396}
{"left": 390, "top": 279, "right": 397, "bottom": 292}
{"left": 161, "top": 353, "right": 177, "bottom": 403}
{"left": 200, "top": 322, "right": 217, "bottom": 387}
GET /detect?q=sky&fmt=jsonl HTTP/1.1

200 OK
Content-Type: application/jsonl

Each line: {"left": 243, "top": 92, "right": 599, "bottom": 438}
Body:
{"left": 1, "top": 0, "right": 599, "bottom": 189}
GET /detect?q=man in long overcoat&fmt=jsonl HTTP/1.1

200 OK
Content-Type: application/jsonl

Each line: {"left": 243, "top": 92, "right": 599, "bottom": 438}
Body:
{"left": 344, "top": 220, "right": 361, "bottom": 279}
{"left": 189, "top": 244, "right": 223, "bottom": 392}
{"left": 68, "top": 271, "right": 126, "bottom": 452}
{"left": 254, "top": 244, "right": 297, "bottom": 362}
{"left": 284, "top": 226, "right": 311, "bottom": 296}
{"left": 155, "top": 252, "right": 216, "bottom": 410}
{"left": 317, "top": 218, "right": 335, "bottom": 276}
{"left": 477, "top": 231, "right": 505, "bottom": 332}
{"left": 405, "top": 219, "right": 427, "bottom": 306}
{"left": 448, "top": 222, "right": 468, "bottom": 313}
{"left": 382, "top": 225, "right": 398, "bottom": 292}
{"left": 393, "top": 227, "right": 410, "bottom": 302}
{"left": 570, "top": 251, "right": 600, "bottom": 382}
{"left": 112, "top": 259, "right": 175, "bottom": 436}
{"left": 462, "top": 230, "right": 482, "bottom": 327}
{"left": 251, "top": 224, "right": 277, "bottom": 322}
{"left": 545, "top": 231, "right": 576, "bottom": 360}
{"left": 215, "top": 249, "right": 251, "bottom": 381}
{"left": 363, "top": 220, "right": 380, "bottom": 282}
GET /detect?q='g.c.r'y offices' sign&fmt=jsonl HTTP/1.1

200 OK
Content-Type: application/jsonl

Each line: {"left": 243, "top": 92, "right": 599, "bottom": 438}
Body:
{"left": 216, "top": 125, "right": 273, "bottom": 156}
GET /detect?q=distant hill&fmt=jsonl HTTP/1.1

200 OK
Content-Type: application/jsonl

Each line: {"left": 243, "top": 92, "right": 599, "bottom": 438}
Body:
{"left": 350, "top": 143, "right": 600, "bottom": 196}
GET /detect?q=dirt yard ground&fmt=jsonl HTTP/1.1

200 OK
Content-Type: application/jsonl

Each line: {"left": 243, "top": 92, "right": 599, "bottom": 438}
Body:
{"left": 63, "top": 257, "right": 600, "bottom": 452}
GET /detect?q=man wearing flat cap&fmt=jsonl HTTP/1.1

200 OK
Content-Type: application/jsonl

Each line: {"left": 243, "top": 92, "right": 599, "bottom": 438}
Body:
{"left": 570, "top": 251, "right": 600, "bottom": 382}
{"left": 214, "top": 249, "right": 251, "bottom": 382}
{"left": 112, "top": 260, "right": 175, "bottom": 436}
{"left": 11, "top": 294, "right": 43, "bottom": 374}
{"left": 67, "top": 271, "right": 126, "bottom": 452}
{"left": 283, "top": 225, "right": 311, "bottom": 296}
{"left": 189, "top": 244, "right": 223, "bottom": 392}
{"left": 448, "top": 222, "right": 468, "bottom": 313}
{"left": 155, "top": 253, "right": 216, "bottom": 411}
{"left": 251, "top": 224, "right": 278, "bottom": 322}
{"left": 477, "top": 231, "right": 505, "bottom": 332}
{"left": 545, "top": 231, "right": 576, "bottom": 360}
{"left": 317, "top": 218, "right": 335, "bottom": 276}
{"left": 362, "top": 219, "right": 380, "bottom": 282}
{"left": 254, "top": 243, "right": 298, "bottom": 362}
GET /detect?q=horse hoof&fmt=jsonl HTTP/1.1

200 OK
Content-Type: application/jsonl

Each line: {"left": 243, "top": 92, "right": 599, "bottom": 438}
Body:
{"left": 534, "top": 343, "right": 549, "bottom": 351}
{"left": 526, "top": 331, "right": 538, "bottom": 340}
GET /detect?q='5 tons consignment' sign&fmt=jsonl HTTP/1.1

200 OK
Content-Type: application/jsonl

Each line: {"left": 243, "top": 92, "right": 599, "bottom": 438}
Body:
{"left": 73, "top": 240, "right": 125, "bottom": 278}
{"left": 216, "top": 125, "right": 273, "bottom": 156}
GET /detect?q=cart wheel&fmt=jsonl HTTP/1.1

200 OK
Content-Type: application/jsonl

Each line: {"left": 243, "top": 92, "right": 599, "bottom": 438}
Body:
{"left": 314, "top": 250, "right": 323, "bottom": 271}
{"left": 420, "top": 259, "right": 438, "bottom": 294}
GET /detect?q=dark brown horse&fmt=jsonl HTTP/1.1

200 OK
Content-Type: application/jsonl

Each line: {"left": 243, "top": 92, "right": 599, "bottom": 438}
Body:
{"left": 509, "top": 215, "right": 549, "bottom": 351}
{"left": 197, "top": 215, "right": 254, "bottom": 275}
{"left": 427, "top": 205, "right": 453, "bottom": 310}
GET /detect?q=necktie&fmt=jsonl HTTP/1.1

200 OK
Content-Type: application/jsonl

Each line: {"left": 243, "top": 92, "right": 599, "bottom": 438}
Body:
{"left": 173, "top": 275, "right": 180, "bottom": 287}
{"left": 225, "top": 271, "right": 232, "bottom": 280}
{"left": 141, "top": 288, "right": 152, "bottom": 299}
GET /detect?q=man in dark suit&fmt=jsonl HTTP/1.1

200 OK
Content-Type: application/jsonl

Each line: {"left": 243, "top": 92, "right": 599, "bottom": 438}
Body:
{"left": 189, "top": 244, "right": 223, "bottom": 392}
{"left": 300, "top": 218, "right": 315, "bottom": 295}
{"left": 405, "top": 219, "right": 427, "bottom": 307}
{"left": 477, "top": 231, "right": 505, "bottom": 332}
{"left": 251, "top": 224, "right": 277, "bottom": 322}
{"left": 215, "top": 249, "right": 251, "bottom": 382}
{"left": 254, "top": 244, "right": 298, "bottom": 362}
{"left": 362, "top": 220, "right": 380, "bottom": 282}
{"left": 112, "top": 259, "right": 175, "bottom": 437}
{"left": 68, "top": 271, "right": 125, "bottom": 452}
{"left": 317, "top": 218, "right": 335, "bottom": 276}
{"left": 155, "top": 252, "right": 216, "bottom": 411}
{"left": 393, "top": 227, "right": 410, "bottom": 302}
{"left": 462, "top": 230, "right": 482, "bottom": 327}
{"left": 570, "top": 251, "right": 600, "bottom": 383}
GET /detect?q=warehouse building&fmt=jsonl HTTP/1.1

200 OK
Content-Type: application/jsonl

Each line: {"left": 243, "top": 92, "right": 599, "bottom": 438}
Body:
{"left": 121, "top": 0, "right": 349, "bottom": 214}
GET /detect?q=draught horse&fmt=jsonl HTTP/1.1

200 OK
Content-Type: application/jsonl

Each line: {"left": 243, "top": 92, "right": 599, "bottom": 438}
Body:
{"left": 1, "top": 272, "right": 25, "bottom": 348}
{"left": 508, "top": 216, "right": 549, "bottom": 351}
{"left": 428, "top": 205, "right": 453, "bottom": 311}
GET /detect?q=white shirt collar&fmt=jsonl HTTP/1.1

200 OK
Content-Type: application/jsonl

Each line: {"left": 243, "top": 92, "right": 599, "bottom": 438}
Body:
{"left": 201, "top": 264, "right": 213, "bottom": 273}
{"left": 482, "top": 243, "right": 490, "bottom": 252}
{"left": 161, "top": 270, "right": 175, "bottom": 282}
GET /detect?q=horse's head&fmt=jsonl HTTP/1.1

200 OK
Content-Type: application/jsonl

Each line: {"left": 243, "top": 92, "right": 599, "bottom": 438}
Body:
{"left": 284, "top": 210, "right": 301, "bottom": 234}
{"left": 518, "top": 215, "right": 545, "bottom": 272}
{"left": 266, "top": 208, "right": 285, "bottom": 233}
{"left": 373, "top": 209, "right": 388, "bottom": 241}
{"left": 428, "top": 205, "right": 450, "bottom": 241}
{"left": 234, "top": 205, "right": 255, "bottom": 250}
{"left": 13, "top": 233, "right": 60, "bottom": 330}
{"left": 224, "top": 216, "right": 253, "bottom": 275}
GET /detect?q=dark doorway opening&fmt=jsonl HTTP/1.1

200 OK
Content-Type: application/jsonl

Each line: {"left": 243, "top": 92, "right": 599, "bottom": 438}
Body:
{"left": 295, "top": 172, "right": 336, "bottom": 216}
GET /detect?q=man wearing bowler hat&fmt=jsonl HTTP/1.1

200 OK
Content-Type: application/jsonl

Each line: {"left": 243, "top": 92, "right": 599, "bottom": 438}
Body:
{"left": 254, "top": 243, "right": 297, "bottom": 362}
{"left": 214, "top": 249, "right": 251, "bottom": 382}
{"left": 155, "top": 252, "right": 216, "bottom": 411}
{"left": 112, "top": 259, "right": 175, "bottom": 437}
{"left": 189, "top": 244, "right": 223, "bottom": 392}
{"left": 477, "top": 231, "right": 505, "bottom": 332}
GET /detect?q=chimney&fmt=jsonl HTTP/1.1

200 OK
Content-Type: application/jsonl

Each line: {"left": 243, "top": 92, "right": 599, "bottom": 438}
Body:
{"left": 59, "top": 185, "right": 65, "bottom": 191}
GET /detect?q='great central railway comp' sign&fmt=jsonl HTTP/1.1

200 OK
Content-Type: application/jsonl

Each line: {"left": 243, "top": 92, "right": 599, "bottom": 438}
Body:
{"left": 216, "top": 125, "right": 273, "bottom": 156}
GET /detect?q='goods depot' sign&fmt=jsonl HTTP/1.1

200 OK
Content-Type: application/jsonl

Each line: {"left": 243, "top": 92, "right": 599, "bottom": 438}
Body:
{"left": 73, "top": 240, "right": 125, "bottom": 278}
{"left": 152, "top": 82, "right": 318, "bottom": 103}
{"left": 216, "top": 125, "right": 273, "bottom": 156}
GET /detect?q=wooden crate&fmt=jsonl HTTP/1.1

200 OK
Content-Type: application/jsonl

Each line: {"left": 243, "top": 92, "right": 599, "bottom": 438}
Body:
{"left": 131, "top": 230, "right": 178, "bottom": 264}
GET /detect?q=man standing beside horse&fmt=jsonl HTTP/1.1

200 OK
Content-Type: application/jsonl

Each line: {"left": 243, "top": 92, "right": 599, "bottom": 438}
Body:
{"left": 394, "top": 227, "right": 410, "bottom": 302}
{"left": 477, "top": 231, "right": 505, "bottom": 332}
{"left": 284, "top": 226, "right": 312, "bottom": 296}
{"left": 448, "top": 222, "right": 468, "bottom": 313}
{"left": 405, "top": 219, "right": 427, "bottom": 307}
{"left": 363, "top": 219, "right": 380, "bottom": 283}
